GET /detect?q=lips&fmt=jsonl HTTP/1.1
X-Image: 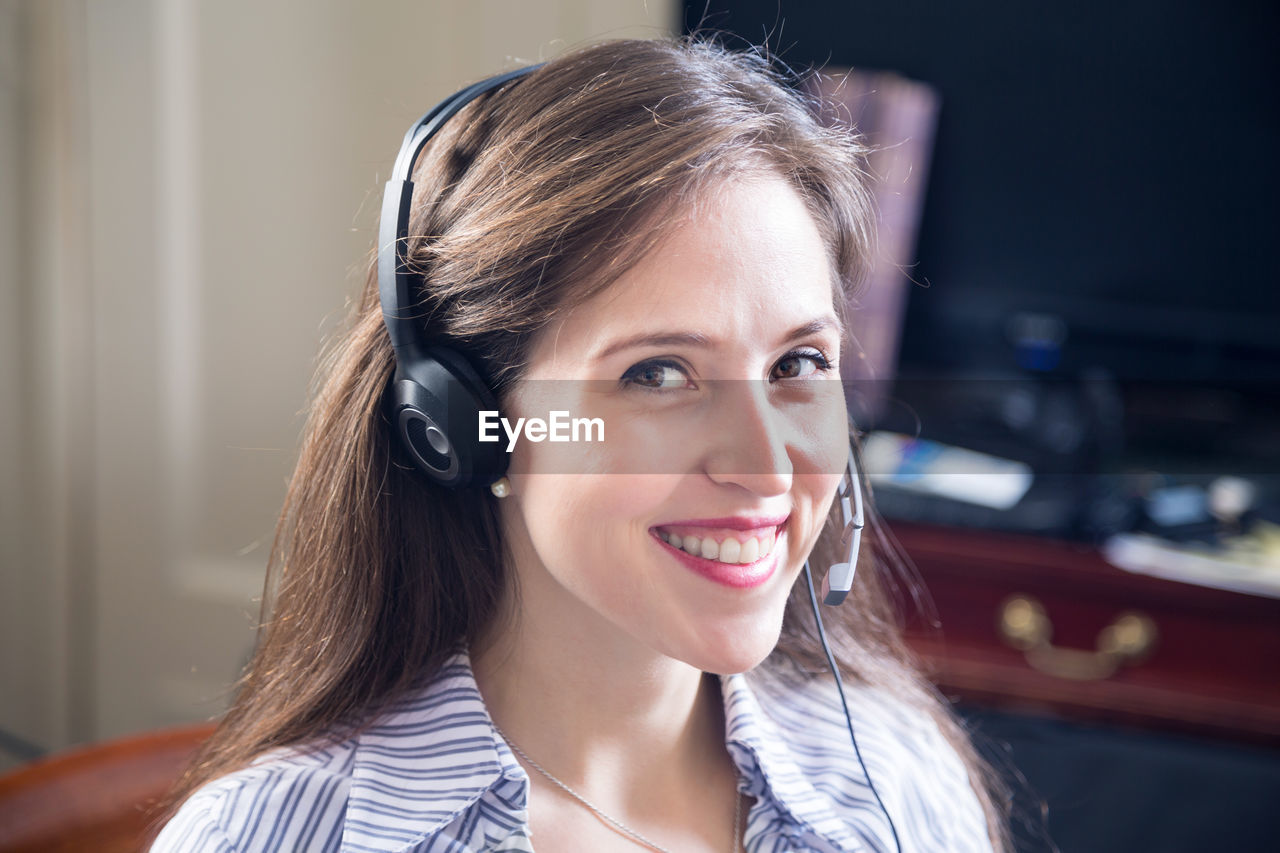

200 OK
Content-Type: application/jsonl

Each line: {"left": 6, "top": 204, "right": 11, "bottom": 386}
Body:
{"left": 651, "top": 515, "right": 788, "bottom": 589}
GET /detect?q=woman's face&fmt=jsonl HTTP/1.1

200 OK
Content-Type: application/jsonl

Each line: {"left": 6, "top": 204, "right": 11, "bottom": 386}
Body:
{"left": 498, "top": 174, "right": 849, "bottom": 675}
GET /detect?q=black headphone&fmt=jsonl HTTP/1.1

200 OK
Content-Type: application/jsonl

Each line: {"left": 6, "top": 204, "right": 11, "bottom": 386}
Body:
{"left": 376, "top": 61, "right": 898, "bottom": 852}
{"left": 376, "top": 65, "right": 866, "bottom": 596}
{"left": 376, "top": 65, "right": 866, "bottom": 600}
{"left": 377, "top": 65, "right": 541, "bottom": 489}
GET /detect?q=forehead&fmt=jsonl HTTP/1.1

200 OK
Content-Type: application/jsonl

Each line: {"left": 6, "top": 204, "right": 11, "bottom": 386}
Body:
{"left": 530, "top": 175, "right": 839, "bottom": 366}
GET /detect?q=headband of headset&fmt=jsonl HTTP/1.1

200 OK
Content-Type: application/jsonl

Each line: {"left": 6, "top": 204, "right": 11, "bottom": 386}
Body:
{"left": 377, "top": 65, "right": 541, "bottom": 488}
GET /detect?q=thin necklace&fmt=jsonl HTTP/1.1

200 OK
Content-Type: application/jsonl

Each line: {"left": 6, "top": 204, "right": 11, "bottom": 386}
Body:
{"left": 495, "top": 725, "right": 742, "bottom": 853}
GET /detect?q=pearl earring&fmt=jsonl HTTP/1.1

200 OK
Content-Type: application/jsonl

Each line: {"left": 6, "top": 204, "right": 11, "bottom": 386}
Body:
{"left": 489, "top": 477, "right": 511, "bottom": 498}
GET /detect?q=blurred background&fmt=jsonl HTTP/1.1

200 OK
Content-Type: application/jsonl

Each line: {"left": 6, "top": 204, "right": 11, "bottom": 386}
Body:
{"left": 681, "top": 2, "right": 1280, "bottom": 851}
{"left": 1, "top": 1, "right": 1277, "bottom": 851}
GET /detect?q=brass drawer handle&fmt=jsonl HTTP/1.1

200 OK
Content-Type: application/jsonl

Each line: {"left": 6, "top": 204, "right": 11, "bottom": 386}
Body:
{"left": 998, "top": 594, "right": 1158, "bottom": 681}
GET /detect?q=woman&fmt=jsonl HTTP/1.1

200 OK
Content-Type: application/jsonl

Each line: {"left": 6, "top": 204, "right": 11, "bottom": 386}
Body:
{"left": 154, "top": 38, "right": 1010, "bottom": 852}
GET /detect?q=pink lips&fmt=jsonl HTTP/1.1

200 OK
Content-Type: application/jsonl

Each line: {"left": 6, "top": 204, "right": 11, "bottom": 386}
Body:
{"left": 652, "top": 515, "right": 788, "bottom": 589}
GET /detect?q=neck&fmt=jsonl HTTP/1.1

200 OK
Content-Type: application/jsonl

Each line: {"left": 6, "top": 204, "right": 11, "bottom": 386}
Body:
{"left": 472, "top": 597, "right": 726, "bottom": 794}
{"left": 471, "top": 518, "right": 745, "bottom": 851}
{"left": 472, "top": 506, "right": 741, "bottom": 799}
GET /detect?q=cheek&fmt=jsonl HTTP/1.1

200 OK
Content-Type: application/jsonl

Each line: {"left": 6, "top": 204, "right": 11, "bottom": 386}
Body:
{"left": 509, "top": 472, "right": 674, "bottom": 584}
{"left": 794, "top": 384, "right": 851, "bottom": 477}
{"left": 795, "top": 392, "right": 849, "bottom": 547}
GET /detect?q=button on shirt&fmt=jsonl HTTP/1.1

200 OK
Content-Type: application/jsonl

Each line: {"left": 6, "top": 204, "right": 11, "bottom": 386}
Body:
{"left": 152, "top": 653, "right": 992, "bottom": 852}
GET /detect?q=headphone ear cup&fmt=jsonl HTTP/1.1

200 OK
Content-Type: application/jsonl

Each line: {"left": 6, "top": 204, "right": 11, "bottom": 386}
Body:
{"left": 395, "top": 389, "right": 460, "bottom": 484}
{"left": 426, "top": 346, "right": 496, "bottom": 408}
{"left": 391, "top": 346, "right": 508, "bottom": 488}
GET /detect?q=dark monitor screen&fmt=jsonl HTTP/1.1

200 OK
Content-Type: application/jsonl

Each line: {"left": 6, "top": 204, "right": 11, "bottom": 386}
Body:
{"left": 684, "top": 0, "right": 1280, "bottom": 383}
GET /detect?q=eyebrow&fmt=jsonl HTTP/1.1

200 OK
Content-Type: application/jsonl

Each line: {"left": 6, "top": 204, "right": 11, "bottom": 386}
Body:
{"left": 593, "top": 318, "right": 841, "bottom": 362}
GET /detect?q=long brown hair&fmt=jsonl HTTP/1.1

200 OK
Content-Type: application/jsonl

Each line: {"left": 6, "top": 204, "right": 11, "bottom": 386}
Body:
{"left": 161, "top": 37, "right": 1010, "bottom": 849}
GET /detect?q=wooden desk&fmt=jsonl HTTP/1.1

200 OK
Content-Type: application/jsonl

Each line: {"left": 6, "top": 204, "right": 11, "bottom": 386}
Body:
{"left": 894, "top": 522, "right": 1280, "bottom": 744}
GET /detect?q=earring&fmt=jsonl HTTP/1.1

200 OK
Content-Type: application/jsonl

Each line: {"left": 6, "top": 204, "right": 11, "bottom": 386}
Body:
{"left": 489, "top": 477, "right": 511, "bottom": 498}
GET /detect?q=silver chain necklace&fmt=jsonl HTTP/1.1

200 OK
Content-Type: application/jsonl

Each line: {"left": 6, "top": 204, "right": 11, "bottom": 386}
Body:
{"left": 496, "top": 726, "right": 743, "bottom": 853}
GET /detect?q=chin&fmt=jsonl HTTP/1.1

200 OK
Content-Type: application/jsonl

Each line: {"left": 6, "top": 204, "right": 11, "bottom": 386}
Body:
{"left": 672, "top": 614, "right": 785, "bottom": 676}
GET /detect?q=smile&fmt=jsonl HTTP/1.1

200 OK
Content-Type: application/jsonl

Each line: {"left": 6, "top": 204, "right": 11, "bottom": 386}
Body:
{"left": 650, "top": 516, "right": 788, "bottom": 589}
{"left": 653, "top": 527, "right": 778, "bottom": 565}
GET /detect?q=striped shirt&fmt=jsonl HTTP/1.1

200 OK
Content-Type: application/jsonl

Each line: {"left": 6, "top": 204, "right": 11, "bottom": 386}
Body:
{"left": 152, "top": 653, "right": 991, "bottom": 852}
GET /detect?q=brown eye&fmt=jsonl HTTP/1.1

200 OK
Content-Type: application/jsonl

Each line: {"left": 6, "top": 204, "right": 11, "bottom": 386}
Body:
{"left": 621, "top": 360, "right": 690, "bottom": 389}
{"left": 772, "top": 349, "right": 830, "bottom": 380}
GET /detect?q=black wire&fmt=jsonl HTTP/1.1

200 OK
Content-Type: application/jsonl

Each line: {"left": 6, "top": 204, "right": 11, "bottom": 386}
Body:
{"left": 803, "top": 560, "right": 903, "bottom": 853}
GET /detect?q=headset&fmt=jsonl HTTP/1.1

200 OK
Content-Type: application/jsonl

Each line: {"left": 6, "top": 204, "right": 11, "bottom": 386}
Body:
{"left": 814, "top": 449, "right": 865, "bottom": 606}
{"left": 378, "top": 65, "right": 541, "bottom": 489}
{"left": 803, "top": 448, "right": 903, "bottom": 853}
{"left": 377, "top": 64, "right": 901, "bottom": 852}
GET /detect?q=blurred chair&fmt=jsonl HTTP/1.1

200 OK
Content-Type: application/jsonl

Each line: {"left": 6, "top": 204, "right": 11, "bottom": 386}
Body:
{"left": 0, "top": 723, "right": 215, "bottom": 853}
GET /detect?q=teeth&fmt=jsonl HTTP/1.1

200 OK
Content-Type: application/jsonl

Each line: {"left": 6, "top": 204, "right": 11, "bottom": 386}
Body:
{"left": 760, "top": 528, "right": 775, "bottom": 555}
{"left": 660, "top": 530, "right": 779, "bottom": 565}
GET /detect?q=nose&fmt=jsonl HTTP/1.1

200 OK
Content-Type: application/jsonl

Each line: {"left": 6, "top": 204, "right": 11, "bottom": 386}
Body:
{"left": 703, "top": 380, "right": 793, "bottom": 496}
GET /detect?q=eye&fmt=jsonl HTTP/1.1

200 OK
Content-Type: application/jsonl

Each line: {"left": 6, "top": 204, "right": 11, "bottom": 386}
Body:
{"left": 772, "top": 348, "right": 832, "bottom": 380}
{"left": 620, "top": 359, "right": 692, "bottom": 390}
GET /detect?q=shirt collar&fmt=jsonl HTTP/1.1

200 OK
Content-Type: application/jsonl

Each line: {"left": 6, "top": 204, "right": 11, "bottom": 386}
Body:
{"left": 722, "top": 670, "right": 863, "bottom": 849}
{"left": 341, "top": 653, "right": 861, "bottom": 852}
{"left": 342, "top": 653, "right": 530, "bottom": 852}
